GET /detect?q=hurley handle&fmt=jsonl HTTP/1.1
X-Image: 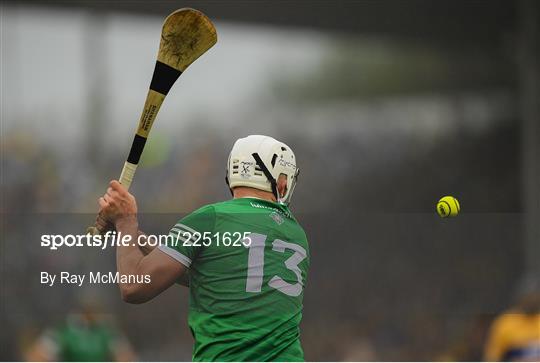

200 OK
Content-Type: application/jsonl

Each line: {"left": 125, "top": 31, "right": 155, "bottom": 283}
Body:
{"left": 118, "top": 161, "right": 137, "bottom": 189}
{"left": 86, "top": 162, "right": 138, "bottom": 235}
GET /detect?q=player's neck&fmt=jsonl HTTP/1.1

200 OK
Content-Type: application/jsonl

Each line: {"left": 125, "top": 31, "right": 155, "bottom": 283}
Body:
{"left": 232, "top": 187, "right": 277, "bottom": 203}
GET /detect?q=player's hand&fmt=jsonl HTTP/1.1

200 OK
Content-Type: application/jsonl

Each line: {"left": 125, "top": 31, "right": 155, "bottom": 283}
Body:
{"left": 95, "top": 212, "right": 115, "bottom": 233}
{"left": 98, "top": 180, "right": 138, "bottom": 226}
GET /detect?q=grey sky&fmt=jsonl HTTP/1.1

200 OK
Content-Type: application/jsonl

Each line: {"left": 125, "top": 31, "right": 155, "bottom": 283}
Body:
{"left": 1, "top": 4, "right": 509, "bottom": 154}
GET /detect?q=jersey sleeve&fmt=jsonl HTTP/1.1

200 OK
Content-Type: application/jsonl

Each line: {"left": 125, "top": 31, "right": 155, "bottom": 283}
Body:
{"left": 158, "top": 205, "right": 215, "bottom": 268}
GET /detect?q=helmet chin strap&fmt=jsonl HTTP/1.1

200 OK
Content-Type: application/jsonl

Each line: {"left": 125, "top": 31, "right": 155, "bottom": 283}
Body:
{"left": 251, "top": 152, "right": 279, "bottom": 201}
{"left": 225, "top": 153, "right": 234, "bottom": 196}
{"left": 225, "top": 175, "right": 234, "bottom": 196}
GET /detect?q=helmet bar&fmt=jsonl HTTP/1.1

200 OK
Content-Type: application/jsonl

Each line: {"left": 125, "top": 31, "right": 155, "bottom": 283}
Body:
{"left": 251, "top": 152, "right": 278, "bottom": 200}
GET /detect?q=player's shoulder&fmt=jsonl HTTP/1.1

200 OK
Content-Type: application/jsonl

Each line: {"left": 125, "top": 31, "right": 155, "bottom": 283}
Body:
{"left": 209, "top": 197, "right": 250, "bottom": 208}
{"left": 195, "top": 198, "right": 307, "bottom": 236}
{"left": 184, "top": 199, "right": 250, "bottom": 220}
{"left": 209, "top": 198, "right": 296, "bottom": 218}
{"left": 490, "top": 311, "right": 527, "bottom": 333}
{"left": 187, "top": 203, "right": 216, "bottom": 217}
{"left": 204, "top": 197, "right": 267, "bottom": 215}
{"left": 289, "top": 216, "right": 309, "bottom": 248}
{"left": 183, "top": 199, "right": 262, "bottom": 221}
{"left": 174, "top": 204, "right": 216, "bottom": 232}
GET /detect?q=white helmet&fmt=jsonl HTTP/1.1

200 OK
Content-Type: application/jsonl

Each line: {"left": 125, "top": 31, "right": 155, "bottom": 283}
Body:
{"left": 226, "top": 135, "right": 299, "bottom": 205}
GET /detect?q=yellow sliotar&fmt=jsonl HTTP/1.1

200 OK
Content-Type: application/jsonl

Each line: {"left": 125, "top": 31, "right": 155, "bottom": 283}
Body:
{"left": 437, "top": 196, "right": 460, "bottom": 218}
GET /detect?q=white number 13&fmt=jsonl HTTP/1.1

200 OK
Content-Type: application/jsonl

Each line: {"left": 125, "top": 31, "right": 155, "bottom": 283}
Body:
{"left": 244, "top": 233, "right": 307, "bottom": 297}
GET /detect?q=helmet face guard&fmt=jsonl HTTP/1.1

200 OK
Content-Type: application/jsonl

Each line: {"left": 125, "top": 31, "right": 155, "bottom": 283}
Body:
{"left": 251, "top": 152, "right": 299, "bottom": 205}
{"left": 281, "top": 167, "right": 299, "bottom": 205}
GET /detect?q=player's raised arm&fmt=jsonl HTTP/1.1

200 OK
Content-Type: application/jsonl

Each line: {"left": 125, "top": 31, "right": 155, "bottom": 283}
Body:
{"left": 98, "top": 180, "right": 186, "bottom": 303}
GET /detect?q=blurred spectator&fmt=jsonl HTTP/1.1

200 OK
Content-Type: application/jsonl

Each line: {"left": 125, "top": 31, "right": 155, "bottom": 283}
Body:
{"left": 341, "top": 337, "right": 377, "bottom": 361}
{"left": 483, "top": 292, "right": 540, "bottom": 361}
{"left": 24, "top": 303, "right": 136, "bottom": 362}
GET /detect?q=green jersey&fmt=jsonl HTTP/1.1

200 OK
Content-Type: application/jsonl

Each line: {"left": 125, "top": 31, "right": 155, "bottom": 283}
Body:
{"left": 159, "top": 197, "right": 310, "bottom": 361}
{"left": 45, "top": 317, "right": 118, "bottom": 361}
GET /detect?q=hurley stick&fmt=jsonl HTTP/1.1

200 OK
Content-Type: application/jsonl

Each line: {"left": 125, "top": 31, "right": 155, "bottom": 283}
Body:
{"left": 87, "top": 8, "right": 217, "bottom": 235}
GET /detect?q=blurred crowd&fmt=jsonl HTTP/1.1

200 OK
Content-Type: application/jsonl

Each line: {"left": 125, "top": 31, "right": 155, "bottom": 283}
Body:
{"left": 2, "top": 117, "right": 537, "bottom": 360}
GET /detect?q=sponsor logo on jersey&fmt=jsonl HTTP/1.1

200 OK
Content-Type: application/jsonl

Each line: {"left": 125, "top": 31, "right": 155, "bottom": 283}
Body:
{"left": 250, "top": 201, "right": 292, "bottom": 219}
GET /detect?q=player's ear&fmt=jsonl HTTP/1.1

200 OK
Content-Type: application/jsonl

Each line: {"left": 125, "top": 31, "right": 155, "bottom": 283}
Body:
{"left": 277, "top": 174, "right": 288, "bottom": 198}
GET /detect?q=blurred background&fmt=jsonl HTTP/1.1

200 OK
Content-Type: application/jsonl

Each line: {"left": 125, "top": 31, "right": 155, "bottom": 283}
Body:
{"left": 1, "top": 0, "right": 539, "bottom": 361}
